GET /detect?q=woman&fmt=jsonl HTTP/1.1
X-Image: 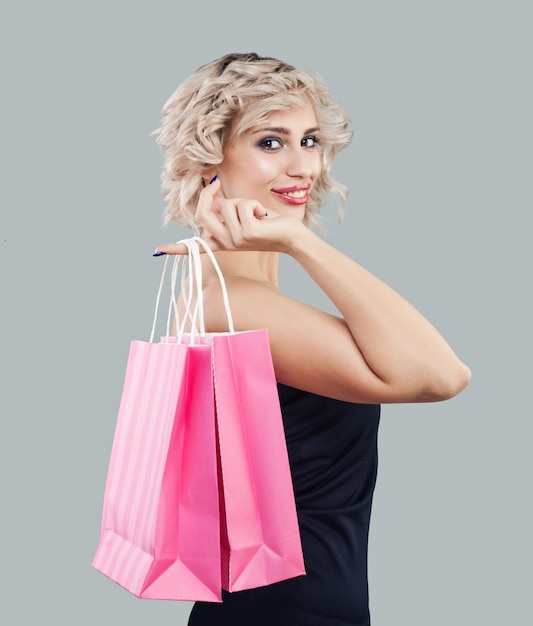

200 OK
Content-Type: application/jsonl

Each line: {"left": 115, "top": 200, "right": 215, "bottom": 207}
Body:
{"left": 153, "top": 52, "right": 471, "bottom": 626}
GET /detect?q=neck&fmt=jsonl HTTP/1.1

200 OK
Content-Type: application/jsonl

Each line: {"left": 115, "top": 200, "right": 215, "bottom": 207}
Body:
{"left": 203, "top": 249, "right": 280, "bottom": 288}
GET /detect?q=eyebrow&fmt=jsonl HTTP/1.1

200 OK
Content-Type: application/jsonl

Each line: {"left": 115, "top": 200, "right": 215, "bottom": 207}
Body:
{"left": 250, "top": 126, "right": 320, "bottom": 136}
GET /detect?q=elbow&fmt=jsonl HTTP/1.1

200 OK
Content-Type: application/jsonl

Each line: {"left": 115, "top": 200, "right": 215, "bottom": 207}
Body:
{"left": 418, "top": 361, "right": 472, "bottom": 402}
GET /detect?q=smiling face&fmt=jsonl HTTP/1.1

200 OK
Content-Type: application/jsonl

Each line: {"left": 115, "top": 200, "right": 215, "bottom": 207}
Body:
{"left": 218, "top": 105, "right": 322, "bottom": 220}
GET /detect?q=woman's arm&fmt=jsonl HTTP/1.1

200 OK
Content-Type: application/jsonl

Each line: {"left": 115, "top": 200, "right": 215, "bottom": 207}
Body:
{"left": 204, "top": 257, "right": 470, "bottom": 404}
{"left": 156, "top": 181, "right": 471, "bottom": 404}
{"left": 281, "top": 227, "right": 471, "bottom": 402}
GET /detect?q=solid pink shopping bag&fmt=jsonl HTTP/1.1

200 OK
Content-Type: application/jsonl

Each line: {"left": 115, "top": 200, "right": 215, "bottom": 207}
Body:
{"left": 213, "top": 330, "right": 306, "bottom": 592}
{"left": 91, "top": 339, "right": 222, "bottom": 601}
{"left": 187, "top": 236, "right": 304, "bottom": 593}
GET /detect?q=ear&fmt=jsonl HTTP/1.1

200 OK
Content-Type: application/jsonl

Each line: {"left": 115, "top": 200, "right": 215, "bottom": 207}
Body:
{"left": 202, "top": 169, "right": 217, "bottom": 186}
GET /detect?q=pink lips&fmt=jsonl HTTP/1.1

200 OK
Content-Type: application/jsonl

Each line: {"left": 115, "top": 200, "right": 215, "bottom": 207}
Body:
{"left": 271, "top": 185, "right": 311, "bottom": 205}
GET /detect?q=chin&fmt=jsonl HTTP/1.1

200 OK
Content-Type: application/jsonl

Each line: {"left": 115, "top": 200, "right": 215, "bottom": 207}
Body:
{"left": 276, "top": 205, "right": 306, "bottom": 221}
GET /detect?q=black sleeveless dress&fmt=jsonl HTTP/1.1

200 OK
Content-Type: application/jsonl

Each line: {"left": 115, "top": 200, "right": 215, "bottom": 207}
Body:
{"left": 188, "top": 384, "right": 381, "bottom": 626}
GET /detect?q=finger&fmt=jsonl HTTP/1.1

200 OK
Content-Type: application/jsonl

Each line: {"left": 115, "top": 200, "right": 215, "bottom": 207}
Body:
{"left": 196, "top": 177, "right": 222, "bottom": 217}
{"left": 253, "top": 203, "right": 269, "bottom": 219}
{"left": 153, "top": 236, "right": 225, "bottom": 256}
{"left": 233, "top": 198, "right": 269, "bottom": 224}
{"left": 152, "top": 242, "right": 190, "bottom": 256}
{"left": 198, "top": 200, "right": 243, "bottom": 250}
{"left": 216, "top": 197, "right": 266, "bottom": 225}
{"left": 194, "top": 178, "right": 235, "bottom": 241}
{"left": 218, "top": 196, "right": 245, "bottom": 227}
{"left": 209, "top": 198, "right": 265, "bottom": 249}
{"left": 211, "top": 195, "right": 222, "bottom": 214}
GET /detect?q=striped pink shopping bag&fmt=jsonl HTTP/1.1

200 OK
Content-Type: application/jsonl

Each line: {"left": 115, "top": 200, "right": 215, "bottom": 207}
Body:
{"left": 92, "top": 339, "right": 222, "bottom": 601}
{"left": 92, "top": 244, "right": 223, "bottom": 601}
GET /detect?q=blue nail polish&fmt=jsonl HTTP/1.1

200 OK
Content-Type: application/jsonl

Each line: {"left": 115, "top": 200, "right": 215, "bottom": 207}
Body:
{"left": 153, "top": 251, "right": 166, "bottom": 257}
{"left": 209, "top": 175, "right": 218, "bottom": 184}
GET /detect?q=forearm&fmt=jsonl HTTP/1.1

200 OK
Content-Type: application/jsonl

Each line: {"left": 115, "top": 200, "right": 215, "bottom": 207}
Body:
{"left": 288, "top": 226, "right": 471, "bottom": 401}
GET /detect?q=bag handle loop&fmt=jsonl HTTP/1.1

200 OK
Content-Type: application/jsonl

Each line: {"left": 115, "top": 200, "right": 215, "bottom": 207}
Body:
{"left": 149, "top": 237, "right": 235, "bottom": 343}
{"left": 192, "top": 237, "right": 235, "bottom": 334}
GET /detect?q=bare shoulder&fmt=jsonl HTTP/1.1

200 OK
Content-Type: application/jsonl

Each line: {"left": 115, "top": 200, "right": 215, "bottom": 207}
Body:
{"left": 203, "top": 275, "right": 326, "bottom": 332}
{"left": 203, "top": 276, "right": 385, "bottom": 403}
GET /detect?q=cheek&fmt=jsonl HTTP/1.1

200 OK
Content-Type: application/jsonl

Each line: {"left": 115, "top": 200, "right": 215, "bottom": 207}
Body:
{"left": 229, "top": 154, "right": 273, "bottom": 181}
{"left": 253, "top": 156, "right": 278, "bottom": 179}
{"left": 311, "top": 153, "right": 322, "bottom": 179}
{"left": 221, "top": 158, "right": 273, "bottom": 197}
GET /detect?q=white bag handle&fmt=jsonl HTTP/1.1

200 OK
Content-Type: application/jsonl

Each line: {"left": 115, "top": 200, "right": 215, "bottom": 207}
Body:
{"left": 192, "top": 237, "right": 235, "bottom": 334}
{"left": 149, "top": 237, "right": 235, "bottom": 343}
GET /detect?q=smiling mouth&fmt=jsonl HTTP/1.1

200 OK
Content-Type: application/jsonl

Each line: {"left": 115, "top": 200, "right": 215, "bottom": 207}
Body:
{"left": 281, "top": 189, "right": 308, "bottom": 198}
{"left": 272, "top": 186, "right": 311, "bottom": 204}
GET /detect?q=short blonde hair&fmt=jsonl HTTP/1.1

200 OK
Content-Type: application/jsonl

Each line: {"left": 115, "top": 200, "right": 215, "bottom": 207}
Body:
{"left": 154, "top": 52, "right": 352, "bottom": 230}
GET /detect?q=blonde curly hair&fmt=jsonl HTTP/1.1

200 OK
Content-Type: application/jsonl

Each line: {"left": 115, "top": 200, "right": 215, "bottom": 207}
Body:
{"left": 154, "top": 52, "right": 352, "bottom": 230}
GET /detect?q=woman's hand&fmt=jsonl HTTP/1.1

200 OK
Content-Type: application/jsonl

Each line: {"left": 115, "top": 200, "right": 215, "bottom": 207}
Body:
{"left": 154, "top": 178, "right": 303, "bottom": 256}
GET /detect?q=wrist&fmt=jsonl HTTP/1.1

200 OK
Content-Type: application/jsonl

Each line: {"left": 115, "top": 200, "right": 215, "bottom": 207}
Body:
{"left": 282, "top": 219, "right": 317, "bottom": 257}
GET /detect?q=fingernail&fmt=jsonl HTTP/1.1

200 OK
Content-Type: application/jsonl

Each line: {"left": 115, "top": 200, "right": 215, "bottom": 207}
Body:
{"left": 153, "top": 251, "right": 166, "bottom": 257}
{"left": 209, "top": 175, "right": 218, "bottom": 184}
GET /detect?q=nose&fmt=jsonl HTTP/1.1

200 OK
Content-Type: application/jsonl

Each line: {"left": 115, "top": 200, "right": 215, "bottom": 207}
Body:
{"left": 286, "top": 148, "right": 317, "bottom": 179}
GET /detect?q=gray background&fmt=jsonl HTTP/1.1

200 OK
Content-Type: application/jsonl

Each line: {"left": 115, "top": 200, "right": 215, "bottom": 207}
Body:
{"left": 1, "top": 1, "right": 531, "bottom": 624}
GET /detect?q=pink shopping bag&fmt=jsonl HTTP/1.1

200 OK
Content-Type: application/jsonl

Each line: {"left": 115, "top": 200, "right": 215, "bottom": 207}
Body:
{"left": 92, "top": 245, "right": 223, "bottom": 601}
{"left": 213, "top": 329, "right": 306, "bottom": 592}
{"left": 91, "top": 339, "right": 222, "bottom": 601}
{"left": 190, "top": 237, "right": 305, "bottom": 592}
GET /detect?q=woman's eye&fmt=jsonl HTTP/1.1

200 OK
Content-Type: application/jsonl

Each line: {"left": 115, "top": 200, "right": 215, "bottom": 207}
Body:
{"left": 302, "top": 136, "right": 320, "bottom": 148}
{"left": 258, "top": 137, "right": 283, "bottom": 151}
